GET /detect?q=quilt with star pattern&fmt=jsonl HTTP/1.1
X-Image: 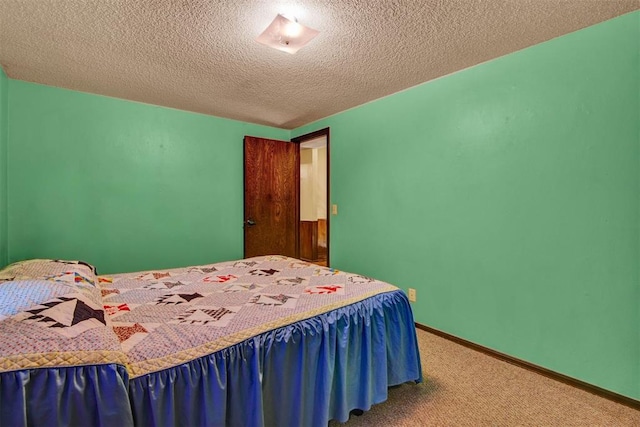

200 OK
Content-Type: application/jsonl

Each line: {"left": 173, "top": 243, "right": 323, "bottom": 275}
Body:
{"left": 0, "top": 259, "right": 127, "bottom": 373}
{"left": 101, "top": 255, "right": 398, "bottom": 377}
{"left": 0, "top": 256, "right": 399, "bottom": 377}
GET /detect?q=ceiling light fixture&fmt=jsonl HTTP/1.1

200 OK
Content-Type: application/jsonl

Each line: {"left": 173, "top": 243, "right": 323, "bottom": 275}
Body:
{"left": 256, "top": 14, "right": 319, "bottom": 54}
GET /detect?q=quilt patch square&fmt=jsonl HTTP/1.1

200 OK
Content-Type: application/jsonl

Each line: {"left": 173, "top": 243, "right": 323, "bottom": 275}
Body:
{"left": 288, "top": 261, "right": 311, "bottom": 269}
{"left": 104, "top": 303, "right": 140, "bottom": 318}
{"left": 248, "top": 293, "right": 298, "bottom": 308}
{"left": 114, "top": 322, "right": 147, "bottom": 342}
{"left": 112, "top": 322, "right": 159, "bottom": 352}
{"left": 202, "top": 274, "right": 238, "bottom": 284}
{"left": 348, "top": 275, "right": 375, "bottom": 284}
{"left": 249, "top": 269, "right": 279, "bottom": 276}
{"left": 142, "top": 281, "right": 189, "bottom": 290}
{"left": 45, "top": 271, "right": 95, "bottom": 286}
{"left": 313, "top": 268, "right": 340, "bottom": 276}
{"left": 223, "top": 283, "right": 265, "bottom": 293}
{"left": 304, "top": 285, "right": 345, "bottom": 295}
{"left": 136, "top": 272, "right": 171, "bottom": 281}
{"left": 188, "top": 266, "right": 218, "bottom": 274}
{"left": 275, "top": 277, "right": 309, "bottom": 286}
{"left": 233, "top": 261, "right": 258, "bottom": 268}
{"left": 168, "top": 306, "right": 240, "bottom": 327}
{"left": 154, "top": 293, "right": 204, "bottom": 305}
{"left": 14, "top": 294, "right": 106, "bottom": 337}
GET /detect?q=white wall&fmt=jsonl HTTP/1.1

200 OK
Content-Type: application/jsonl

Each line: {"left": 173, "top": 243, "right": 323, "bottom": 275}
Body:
{"left": 300, "top": 146, "right": 327, "bottom": 221}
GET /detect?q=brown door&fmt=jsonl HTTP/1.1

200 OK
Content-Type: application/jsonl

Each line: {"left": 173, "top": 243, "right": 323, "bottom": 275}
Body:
{"left": 244, "top": 136, "right": 299, "bottom": 258}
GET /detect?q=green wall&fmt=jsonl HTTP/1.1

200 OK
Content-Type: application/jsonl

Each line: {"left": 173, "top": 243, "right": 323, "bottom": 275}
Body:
{"left": 294, "top": 12, "right": 639, "bottom": 400}
{"left": 0, "top": 68, "right": 8, "bottom": 268}
{"left": 7, "top": 81, "right": 288, "bottom": 273}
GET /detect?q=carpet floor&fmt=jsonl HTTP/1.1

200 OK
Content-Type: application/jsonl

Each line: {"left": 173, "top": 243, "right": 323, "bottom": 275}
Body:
{"left": 329, "top": 329, "right": 639, "bottom": 426}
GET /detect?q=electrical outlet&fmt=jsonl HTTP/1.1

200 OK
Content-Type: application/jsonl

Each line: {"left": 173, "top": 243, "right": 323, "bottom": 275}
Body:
{"left": 408, "top": 288, "right": 416, "bottom": 302}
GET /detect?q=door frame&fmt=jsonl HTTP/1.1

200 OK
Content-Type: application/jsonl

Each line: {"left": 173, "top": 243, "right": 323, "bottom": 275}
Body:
{"left": 291, "top": 127, "right": 330, "bottom": 266}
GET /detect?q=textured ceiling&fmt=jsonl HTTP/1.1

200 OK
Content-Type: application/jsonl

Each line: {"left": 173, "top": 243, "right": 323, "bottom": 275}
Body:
{"left": 0, "top": 1, "right": 637, "bottom": 129}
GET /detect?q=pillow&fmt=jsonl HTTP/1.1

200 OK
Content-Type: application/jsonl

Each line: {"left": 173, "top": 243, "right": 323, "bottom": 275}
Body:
{"left": 0, "top": 259, "right": 99, "bottom": 287}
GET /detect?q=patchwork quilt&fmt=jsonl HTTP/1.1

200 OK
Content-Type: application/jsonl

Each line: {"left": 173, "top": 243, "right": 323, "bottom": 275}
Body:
{"left": 0, "top": 256, "right": 398, "bottom": 377}
{"left": 0, "top": 260, "right": 126, "bottom": 372}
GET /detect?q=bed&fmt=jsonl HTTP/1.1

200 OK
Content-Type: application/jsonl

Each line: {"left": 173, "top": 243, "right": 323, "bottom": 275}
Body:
{"left": 0, "top": 256, "right": 422, "bottom": 426}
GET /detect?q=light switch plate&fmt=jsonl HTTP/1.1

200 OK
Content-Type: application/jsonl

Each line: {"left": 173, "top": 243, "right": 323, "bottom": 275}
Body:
{"left": 332, "top": 204, "right": 338, "bottom": 215}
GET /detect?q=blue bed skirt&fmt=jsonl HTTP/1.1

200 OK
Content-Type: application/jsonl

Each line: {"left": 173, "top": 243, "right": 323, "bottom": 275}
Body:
{"left": 0, "top": 364, "right": 133, "bottom": 427}
{"left": 1, "top": 290, "right": 422, "bottom": 427}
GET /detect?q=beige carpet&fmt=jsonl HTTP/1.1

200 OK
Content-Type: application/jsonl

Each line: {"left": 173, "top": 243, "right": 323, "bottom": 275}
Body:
{"left": 330, "top": 329, "right": 640, "bottom": 426}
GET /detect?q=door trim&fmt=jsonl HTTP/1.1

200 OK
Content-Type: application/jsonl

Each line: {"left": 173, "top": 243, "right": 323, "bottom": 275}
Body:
{"left": 291, "top": 127, "right": 330, "bottom": 266}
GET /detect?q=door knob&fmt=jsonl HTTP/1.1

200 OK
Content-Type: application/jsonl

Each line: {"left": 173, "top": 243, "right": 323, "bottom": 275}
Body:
{"left": 246, "top": 219, "right": 256, "bottom": 226}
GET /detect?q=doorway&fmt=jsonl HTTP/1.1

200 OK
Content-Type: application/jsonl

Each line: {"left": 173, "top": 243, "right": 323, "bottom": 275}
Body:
{"left": 292, "top": 128, "right": 330, "bottom": 267}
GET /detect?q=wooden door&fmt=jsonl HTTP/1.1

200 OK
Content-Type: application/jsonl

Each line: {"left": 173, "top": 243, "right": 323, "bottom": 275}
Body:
{"left": 244, "top": 136, "right": 299, "bottom": 258}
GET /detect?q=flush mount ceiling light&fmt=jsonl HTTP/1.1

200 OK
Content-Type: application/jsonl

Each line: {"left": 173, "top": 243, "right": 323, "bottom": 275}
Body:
{"left": 256, "top": 14, "right": 319, "bottom": 54}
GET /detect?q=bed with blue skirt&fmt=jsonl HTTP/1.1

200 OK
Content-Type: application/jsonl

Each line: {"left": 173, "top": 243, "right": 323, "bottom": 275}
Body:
{"left": 0, "top": 256, "right": 422, "bottom": 426}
